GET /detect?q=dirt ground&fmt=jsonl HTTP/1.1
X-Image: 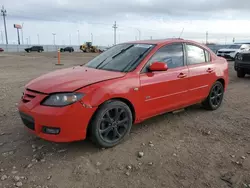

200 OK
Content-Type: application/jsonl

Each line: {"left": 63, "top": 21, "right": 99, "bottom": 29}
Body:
{"left": 0, "top": 52, "right": 250, "bottom": 188}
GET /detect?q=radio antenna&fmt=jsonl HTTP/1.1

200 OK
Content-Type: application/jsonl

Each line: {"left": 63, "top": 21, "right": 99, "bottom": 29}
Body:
{"left": 179, "top": 28, "right": 184, "bottom": 39}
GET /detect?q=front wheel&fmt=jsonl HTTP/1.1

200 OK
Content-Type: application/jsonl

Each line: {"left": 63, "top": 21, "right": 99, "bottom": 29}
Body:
{"left": 202, "top": 81, "right": 224, "bottom": 110}
{"left": 89, "top": 100, "right": 133, "bottom": 148}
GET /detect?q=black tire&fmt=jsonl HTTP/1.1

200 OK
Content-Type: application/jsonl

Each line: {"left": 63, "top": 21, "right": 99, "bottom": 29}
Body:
{"left": 89, "top": 100, "right": 133, "bottom": 148}
{"left": 237, "top": 69, "right": 245, "bottom": 78}
{"left": 202, "top": 81, "right": 224, "bottom": 111}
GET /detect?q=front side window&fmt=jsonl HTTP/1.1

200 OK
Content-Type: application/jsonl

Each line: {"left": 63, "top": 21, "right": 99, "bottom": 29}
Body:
{"left": 84, "top": 43, "right": 155, "bottom": 72}
{"left": 186, "top": 44, "right": 206, "bottom": 65}
{"left": 142, "top": 43, "right": 184, "bottom": 72}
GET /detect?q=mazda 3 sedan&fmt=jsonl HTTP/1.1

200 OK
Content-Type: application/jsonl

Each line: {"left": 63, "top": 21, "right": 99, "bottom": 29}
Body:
{"left": 18, "top": 38, "right": 229, "bottom": 148}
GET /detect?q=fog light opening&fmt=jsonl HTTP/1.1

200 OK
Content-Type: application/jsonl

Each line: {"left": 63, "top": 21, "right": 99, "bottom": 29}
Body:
{"left": 42, "top": 126, "right": 60, "bottom": 135}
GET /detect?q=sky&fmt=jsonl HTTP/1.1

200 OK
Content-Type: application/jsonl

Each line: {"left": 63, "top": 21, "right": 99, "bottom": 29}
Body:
{"left": 1, "top": 0, "right": 250, "bottom": 46}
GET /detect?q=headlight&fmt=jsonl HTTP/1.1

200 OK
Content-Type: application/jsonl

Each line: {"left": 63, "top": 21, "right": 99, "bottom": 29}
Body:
{"left": 41, "top": 93, "right": 84, "bottom": 107}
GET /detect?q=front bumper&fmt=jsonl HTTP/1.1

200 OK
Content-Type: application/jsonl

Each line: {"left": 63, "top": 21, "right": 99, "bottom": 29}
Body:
{"left": 234, "top": 60, "right": 250, "bottom": 72}
{"left": 217, "top": 51, "right": 236, "bottom": 59}
{"left": 18, "top": 90, "right": 97, "bottom": 142}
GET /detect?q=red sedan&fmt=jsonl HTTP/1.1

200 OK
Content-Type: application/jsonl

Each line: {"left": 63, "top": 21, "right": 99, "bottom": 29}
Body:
{"left": 0, "top": 48, "right": 4, "bottom": 52}
{"left": 18, "top": 39, "right": 228, "bottom": 148}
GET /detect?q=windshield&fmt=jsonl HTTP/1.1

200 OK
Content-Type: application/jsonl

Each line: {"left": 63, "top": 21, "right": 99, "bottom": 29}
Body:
{"left": 228, "top": 45, "right": 241, "bottom": 49}
{"left": 84, "top": 43, "right": 155, "bottom": 72}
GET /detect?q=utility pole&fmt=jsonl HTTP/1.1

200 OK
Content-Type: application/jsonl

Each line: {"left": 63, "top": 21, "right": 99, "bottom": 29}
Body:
{"left": 21, "top": 23, "right": 24, "bottom": 44}
{"left": 16, "top": 27, "right": 20, "bottom": 45}
{"left": 112, "top": 21, "right": 118, "bottom": 45}
{"left": 150, "top": 36, "right": 152, "bottom": 40}
{"left": 37, "top": 34, "right": 40, "bottom": 44}
{"left": 77, "top": 30, "right": 80, "bottom": 45}
{"left": 1, "top": 30, "right": 3, "bottom": 44}
{"left": 1, "top": 6, "right": 8, "bottom": 44}
{"left": 136, "top": 29, "right": 141, "bottom": 40}
{"left": 52, "top": 33, "right": 56, "bottom": 45}
{"left": 91, "top": 33, "right": 93, "bottom": 44}
{"left": 26, "top": 38, "right": 28, "bottom": 45}
{"left": 29, "top": 36, "right": 31, "bottom": 45}
{"left": 206, "top": 31, "right": 208, "bottom": 44}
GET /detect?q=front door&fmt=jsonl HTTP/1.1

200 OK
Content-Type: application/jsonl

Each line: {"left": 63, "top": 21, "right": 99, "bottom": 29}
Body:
{"left": 139, "top": 43, "right": 189, "bottom": 119}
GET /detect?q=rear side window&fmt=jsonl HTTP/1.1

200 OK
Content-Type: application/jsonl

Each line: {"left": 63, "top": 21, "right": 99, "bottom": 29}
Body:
{"left": 142, "top": 43, "right": 184, "bottom": 72}
{"left": 186, "top": 44, "right": 206, "bottom": 65}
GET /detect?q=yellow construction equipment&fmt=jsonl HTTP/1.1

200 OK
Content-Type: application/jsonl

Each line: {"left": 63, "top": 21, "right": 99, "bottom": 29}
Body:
{"left": 80, "top": 42, "right": 99, "bottom": 53}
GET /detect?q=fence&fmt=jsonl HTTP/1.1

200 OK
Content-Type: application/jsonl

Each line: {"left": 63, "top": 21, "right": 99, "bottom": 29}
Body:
{"left": 0, "top": 44, "right": 228, "bottom": 53}
{"left": 0, "top": 44, "right": 107, "bottom": 53}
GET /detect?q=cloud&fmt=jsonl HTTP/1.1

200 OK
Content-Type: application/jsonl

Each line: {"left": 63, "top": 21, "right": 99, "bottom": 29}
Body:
{"left": 2, "top": 0, "right": 250, "bottom": 22}
{"left": 1, "top": 0, "right": 250, "bottom": 46}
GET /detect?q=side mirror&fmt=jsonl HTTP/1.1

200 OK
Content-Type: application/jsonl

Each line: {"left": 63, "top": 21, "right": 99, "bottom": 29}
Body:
{"left": 148, "top": 62, "right": 168, "bottom": 72}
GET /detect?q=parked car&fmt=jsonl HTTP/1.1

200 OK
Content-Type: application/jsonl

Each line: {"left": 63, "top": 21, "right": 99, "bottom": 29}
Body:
{"left": 18, "top": 39, "right": 228, "bottom": 148}
{"left": 234, "top": 51, "right": 250, "bottom": 78}
{"left": 0, "top": 48, "right": 4, "bottom": 52}
{"left": 60, "top": 47, "right": 74, "bottom": 52}
{"left": 216, "top": 43, "right": 250, "bottom": 60}
{"left": 25, "top": 46, "right": 44, "bottom": 53}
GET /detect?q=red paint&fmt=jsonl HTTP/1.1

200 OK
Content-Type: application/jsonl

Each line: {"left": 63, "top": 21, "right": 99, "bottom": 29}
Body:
{"left": 149, "top": 62, "right": 168, "bottom": 71}
{"left": 18, "top": 39, "right": 228, "bottom": 142}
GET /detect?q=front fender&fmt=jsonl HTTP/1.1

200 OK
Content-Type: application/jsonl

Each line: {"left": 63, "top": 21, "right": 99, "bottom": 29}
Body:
{"left": 77, "top": 74, "right": 142, "bottom": 119}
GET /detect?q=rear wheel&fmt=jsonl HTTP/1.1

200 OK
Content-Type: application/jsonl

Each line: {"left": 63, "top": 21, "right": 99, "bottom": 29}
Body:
{"left": 237, "top": 69, "right": 245, "bottom": 78}
{"left": 202, "top": 81, "right": 224, "bottom": 110}
{"left": 90, "top": 100, "right": 133, "bottom": 148}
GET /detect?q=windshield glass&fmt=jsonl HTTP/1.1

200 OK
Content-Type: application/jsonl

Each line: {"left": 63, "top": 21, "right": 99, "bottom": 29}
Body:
{"left": 228, "top": 45, "right": 241, "bottom": 49}
{"left": 84, "top": 43, "right": 155, "bottom": 72}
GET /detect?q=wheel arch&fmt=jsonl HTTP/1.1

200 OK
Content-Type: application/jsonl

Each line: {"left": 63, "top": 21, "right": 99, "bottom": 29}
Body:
{"left": 216, "top": 78, "right": 225, "bottom": 89}
{"left": 86, "top": 97, "right": 136, "bottom": 138}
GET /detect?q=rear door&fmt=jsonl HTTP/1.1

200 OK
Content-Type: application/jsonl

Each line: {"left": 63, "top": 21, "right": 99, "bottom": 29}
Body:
{"left": 185, "top": 43, "right": 216, "bottom": 103}
{"left": 139, "top": 43, "right": 189, "bottom": 119}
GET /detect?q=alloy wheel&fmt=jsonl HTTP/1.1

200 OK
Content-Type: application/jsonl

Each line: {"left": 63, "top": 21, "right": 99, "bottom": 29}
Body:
{"left": 99, "top": 107, "right": 129, "bottom": 143}
{"left": 210, "top": 83, "right": 223, "bottom": 107}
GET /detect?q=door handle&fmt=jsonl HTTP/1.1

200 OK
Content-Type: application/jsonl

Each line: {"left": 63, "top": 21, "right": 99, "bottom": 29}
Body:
{"left": 206, "top": 68, "right": 214, "bottom": 73}
{"left": 177, "top": 73, "right": 187, "bottom": 78}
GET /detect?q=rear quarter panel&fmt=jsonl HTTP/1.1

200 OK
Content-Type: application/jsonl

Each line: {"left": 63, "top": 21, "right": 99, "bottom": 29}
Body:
{"left": 213, "top": 57, "right": 229, "bottom": 91}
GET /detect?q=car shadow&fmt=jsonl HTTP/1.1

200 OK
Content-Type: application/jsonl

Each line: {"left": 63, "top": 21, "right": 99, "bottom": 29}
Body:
{"left": 18, "top": 103, "right": 208, "bottom": 161}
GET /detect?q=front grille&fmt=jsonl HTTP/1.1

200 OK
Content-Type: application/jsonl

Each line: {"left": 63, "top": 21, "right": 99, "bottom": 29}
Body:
{"left": 22, "top": 89, "right": 37, "bottom": 103}
{"left": 19, "top": 112, "right": 35, "bottom": 131}
{"left": 242, "top": 54, "right": 250, "bottom": 62}
{"left": 218, "top": 51, "right": 234, "bottom": 54}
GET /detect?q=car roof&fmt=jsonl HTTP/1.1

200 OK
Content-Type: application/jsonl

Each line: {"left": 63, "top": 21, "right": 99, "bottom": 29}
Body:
{"left": 124, "top": 38, "right": 184, "bottom": 45}
{"left": 123, "top": 38, "right": 208, "bottom": 47}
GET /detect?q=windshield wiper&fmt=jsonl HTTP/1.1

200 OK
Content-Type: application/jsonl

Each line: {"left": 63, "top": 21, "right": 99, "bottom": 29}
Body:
{"left": 122, "top": 48, "right": 151, "bottom": 72}
{"left": 111, "top": 45, "right": 134, "bottom": 59}
{"left": 97, "top": 45, "right": 134, "bottom": 70}
{"left": 93, "top": 45, "right": 134, "bottom": 70}
{"left": 95, "top": 57, "right": 110, "bottom": 69}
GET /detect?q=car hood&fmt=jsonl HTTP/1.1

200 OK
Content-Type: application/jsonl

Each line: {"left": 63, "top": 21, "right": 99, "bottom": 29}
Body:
{"left": 218, "top": 48, "right": 238, "bottom": 52}
{"left": 25, "top": 66, "right": 126, "bottom": 93}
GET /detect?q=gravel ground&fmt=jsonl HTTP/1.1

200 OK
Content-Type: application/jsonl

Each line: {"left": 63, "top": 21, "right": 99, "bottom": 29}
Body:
{"left": 0, "top": 52, "right": 250, "bottom": 188}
